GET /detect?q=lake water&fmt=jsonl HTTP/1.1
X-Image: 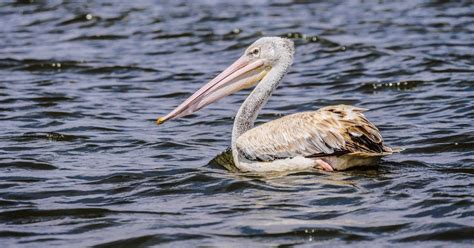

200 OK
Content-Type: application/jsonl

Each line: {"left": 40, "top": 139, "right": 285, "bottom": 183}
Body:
{"left": 1, "top": 0, "right": 473, "bottom": 247}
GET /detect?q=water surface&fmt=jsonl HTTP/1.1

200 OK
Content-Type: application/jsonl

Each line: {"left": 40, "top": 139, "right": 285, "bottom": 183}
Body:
{"left": 0, "top": 0, "right": 473, "bottom": 247}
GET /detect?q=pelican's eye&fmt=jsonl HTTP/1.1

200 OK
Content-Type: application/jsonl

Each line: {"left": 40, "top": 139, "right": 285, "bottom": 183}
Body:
{"left": 249, "top": 47, "right": 260, "bottom": 57}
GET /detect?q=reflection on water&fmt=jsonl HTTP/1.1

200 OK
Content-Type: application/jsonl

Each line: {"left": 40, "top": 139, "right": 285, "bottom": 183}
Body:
{"left": 0, "top": 0, "right": 473, "bottom": 246}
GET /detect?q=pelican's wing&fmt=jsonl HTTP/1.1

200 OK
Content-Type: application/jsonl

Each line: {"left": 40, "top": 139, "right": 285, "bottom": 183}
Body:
{"left": 236, "top": 105, "right": 392, "bottom": 162}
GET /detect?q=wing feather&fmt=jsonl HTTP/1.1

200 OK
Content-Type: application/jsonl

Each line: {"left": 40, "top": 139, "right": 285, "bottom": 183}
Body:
{"left": 236, "top": 105, "right": 391, "bottom": 162}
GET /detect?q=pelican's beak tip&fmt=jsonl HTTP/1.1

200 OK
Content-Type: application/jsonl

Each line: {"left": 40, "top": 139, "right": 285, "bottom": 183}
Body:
{"left": 156, "top": 116, "right": 167, "bottom": 125}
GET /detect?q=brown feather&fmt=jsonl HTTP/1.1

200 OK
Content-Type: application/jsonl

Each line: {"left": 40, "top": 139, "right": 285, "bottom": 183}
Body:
{"left": 236, "top": 104, "right": 392, "bottom": 162}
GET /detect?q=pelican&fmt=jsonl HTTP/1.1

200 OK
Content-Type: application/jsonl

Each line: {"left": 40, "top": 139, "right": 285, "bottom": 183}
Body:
{"left": 156, "top": 37, "right": 395, "bottom": 172}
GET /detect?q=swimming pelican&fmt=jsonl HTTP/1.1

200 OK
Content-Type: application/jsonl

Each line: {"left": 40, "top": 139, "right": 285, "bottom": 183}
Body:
{"left": 156, "top": 37, "right": 395, "bottom": 172}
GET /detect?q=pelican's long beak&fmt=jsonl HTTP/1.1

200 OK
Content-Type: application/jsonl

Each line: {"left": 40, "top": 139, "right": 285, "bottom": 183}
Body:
{"left": 157, "top": 55, "right": 268, "bottom": 125}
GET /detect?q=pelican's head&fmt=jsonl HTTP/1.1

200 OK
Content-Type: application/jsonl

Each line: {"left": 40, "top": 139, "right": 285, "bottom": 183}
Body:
{"left": 157, "top": 37, "right": 295, "bottom": 125}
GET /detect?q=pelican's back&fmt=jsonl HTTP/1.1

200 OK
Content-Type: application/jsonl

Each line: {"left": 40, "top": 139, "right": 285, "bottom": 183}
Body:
{"left": 235, "top": 105, "right": 393, "bottom": 169}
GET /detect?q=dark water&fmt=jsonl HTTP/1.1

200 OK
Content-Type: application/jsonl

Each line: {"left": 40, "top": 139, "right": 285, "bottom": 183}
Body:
{"left": 1, "top": 0, "right": 473, "bottom": 247}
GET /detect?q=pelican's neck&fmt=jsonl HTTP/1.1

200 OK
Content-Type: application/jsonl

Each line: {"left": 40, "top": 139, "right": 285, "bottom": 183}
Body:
{"left": 231, "top": 58, "right": 292, "bottom": 166}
